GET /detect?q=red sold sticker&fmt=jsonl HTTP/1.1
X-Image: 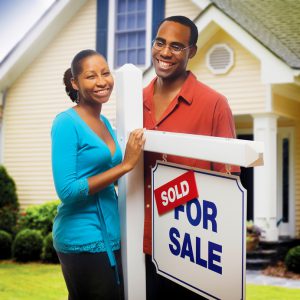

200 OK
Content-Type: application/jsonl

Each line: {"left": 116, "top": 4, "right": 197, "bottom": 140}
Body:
{"left": 154, "top": 171, "right": 198, "bottom": 215}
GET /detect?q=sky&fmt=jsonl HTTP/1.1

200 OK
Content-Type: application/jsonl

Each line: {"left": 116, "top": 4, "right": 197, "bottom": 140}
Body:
{"left": 0, "top": 0, "right": 56, "bottom": 61}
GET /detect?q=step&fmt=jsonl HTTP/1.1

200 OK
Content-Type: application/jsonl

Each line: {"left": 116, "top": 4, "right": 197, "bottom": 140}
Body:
{"left": 246, "top": 258, "right": 271, "bottom": 270}
{"left": 247, "top": 249, "right": 277, "bottom": 259}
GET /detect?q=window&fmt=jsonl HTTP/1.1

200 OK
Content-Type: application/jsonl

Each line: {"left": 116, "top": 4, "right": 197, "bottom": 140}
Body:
{"left": 113, "top": 0, "right": 148, "bottom": 68}
{"left": 106, "top": 0, "right": 164, "bottom": 69}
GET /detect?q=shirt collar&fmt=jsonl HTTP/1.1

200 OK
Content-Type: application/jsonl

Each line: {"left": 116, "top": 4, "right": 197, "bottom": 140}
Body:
{"left": 143, "top": 71, "right": 197, "bottom": 110}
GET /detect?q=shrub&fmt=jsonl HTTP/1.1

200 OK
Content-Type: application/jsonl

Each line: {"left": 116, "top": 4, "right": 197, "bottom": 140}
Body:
{"left": 17, "top": 201, "right": 59, "bottom": 236}
{"left": 285, "top": 245, "right": 300, "bottom": 274}
{"left": 0, "top": 230, "right": 13, "bottom": 259}
{"left": 0, "top": 165, "right": 19, "bottom": 234}
{"left": 41, "top": 232, "right": 59, "bottom": 263}
{"left": 0, "top": 206, "right": 18, "bottom": 234}
{"left": 12, "top": 229, "right": 43, "bottom": 262}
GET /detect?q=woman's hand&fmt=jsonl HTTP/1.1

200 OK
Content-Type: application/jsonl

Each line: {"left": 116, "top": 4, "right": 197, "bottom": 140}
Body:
{"left": 122, "top": 128, "right": 146, "bottom": 172}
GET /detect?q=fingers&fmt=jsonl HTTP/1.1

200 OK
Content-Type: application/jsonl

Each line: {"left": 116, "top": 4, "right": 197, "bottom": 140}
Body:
{"left": 128, "top": 128, "right": 145, "bottom": 148}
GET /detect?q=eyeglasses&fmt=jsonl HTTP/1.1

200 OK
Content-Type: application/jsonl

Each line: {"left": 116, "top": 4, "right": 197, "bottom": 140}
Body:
{"left": 152, "top": 39, "right": 192, "bottom": 54}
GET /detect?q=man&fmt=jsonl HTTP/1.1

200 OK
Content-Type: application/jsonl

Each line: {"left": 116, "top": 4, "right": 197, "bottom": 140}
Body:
{"left": 143, "top": 16, "right": 240, "bottom": 299}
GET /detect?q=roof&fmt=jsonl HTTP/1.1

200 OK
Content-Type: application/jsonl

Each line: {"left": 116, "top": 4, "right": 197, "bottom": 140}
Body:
{"left": 210, "top": 0, "right": 300, "bottom": 69}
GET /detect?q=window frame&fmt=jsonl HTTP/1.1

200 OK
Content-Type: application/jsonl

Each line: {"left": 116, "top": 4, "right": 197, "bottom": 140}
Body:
{"left": 107, "top": 0, "right": 153, "bottom": 71}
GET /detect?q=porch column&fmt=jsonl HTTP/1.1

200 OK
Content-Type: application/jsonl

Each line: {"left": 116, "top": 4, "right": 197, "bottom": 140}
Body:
{"left": 253, "top": 114, "right": 279, "bottom": 241}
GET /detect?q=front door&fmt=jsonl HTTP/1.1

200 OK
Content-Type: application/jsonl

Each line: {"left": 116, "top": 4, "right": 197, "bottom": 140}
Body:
{"left": 277, "top": 128, "right": 295, "bottom": 237}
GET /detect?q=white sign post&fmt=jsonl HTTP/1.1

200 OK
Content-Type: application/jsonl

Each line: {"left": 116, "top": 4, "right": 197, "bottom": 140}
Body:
{"left": 152, "top": 162, "right": 246, "bottom": 300}
{"left": 116, "top": 64, "right": 264, "bottom": 300}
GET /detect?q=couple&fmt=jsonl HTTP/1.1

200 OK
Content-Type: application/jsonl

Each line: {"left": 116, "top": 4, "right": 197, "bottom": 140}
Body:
{"left": 51, "top": 15, "right": 238, "bottom": 300}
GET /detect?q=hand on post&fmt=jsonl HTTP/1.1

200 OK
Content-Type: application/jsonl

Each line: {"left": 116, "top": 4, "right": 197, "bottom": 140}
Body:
{"left": 122, "top": 129, "right": 146, "bottom": 172}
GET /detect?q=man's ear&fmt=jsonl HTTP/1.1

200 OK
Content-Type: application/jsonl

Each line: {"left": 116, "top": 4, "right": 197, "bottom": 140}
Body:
{"left": 188, "top": 45, "right": 197, "bottom": 59}
{"left": 71, "top": 77, "right": 79, "bottom": 91}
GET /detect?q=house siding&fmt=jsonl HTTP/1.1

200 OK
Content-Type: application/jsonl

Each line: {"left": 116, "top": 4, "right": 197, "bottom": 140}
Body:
{"left": 3, "top": 0, "right": 96, "bottom": 208}
{"left": 165, "top": 0, "right": 201, "bottom": 20}
{"left": 295, "top": 122, "right": 300, "bottom": 235}
{"left": 189, "top": 29, "right": 266, "bottom": 115}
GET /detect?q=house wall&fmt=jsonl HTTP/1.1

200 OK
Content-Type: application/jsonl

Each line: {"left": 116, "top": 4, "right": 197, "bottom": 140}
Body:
{"left": 295, "top": 122, "right": 300, "bottom": 235}
{"left": 3, "top": 0, "right": 96, "bottom": 208}
{"left": 165, "top": 0, "right": 200, "bottom": 20}
{"left": 189, "top": 28, "right": 266, "bottom": 115}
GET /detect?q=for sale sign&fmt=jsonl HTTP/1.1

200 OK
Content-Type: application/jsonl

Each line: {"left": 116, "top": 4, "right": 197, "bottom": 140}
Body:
{"left": 152, "top": 162, "right": 246, "bottom": 300}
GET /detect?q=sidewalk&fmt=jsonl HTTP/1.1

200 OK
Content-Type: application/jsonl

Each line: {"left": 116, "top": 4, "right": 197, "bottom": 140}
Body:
{"left": 247, "top": 270, "right": 300, "bottom": 289}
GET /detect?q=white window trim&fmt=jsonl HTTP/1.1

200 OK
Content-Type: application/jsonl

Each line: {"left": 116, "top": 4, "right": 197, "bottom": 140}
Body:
{"left": 107, "top": 0, "right": 152, "bottom": 71}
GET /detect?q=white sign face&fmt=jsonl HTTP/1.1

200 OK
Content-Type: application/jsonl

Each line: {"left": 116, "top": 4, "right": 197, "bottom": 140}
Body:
{"left": 152, "top": 162, "right": 246, "bottom": 300}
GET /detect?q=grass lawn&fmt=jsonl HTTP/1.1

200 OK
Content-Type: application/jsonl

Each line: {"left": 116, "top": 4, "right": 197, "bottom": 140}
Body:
{"left": 0, "top": 261, "right": 67, "bottom": 300}
{"left": 1, "top": 261, "right": 300, "bottom": 299}
{"left": 247, "top": 284, "right": 300, "bottom": 300}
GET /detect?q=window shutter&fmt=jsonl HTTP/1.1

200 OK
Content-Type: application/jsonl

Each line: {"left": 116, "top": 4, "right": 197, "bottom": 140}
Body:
{"left": 96, "top": 0, "right": 109, "bottom": 59}
{"left": 152, "top": 0, "right": 165, "bottom": 41}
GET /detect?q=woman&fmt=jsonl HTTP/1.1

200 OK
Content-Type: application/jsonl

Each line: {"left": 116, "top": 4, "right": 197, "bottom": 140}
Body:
{"left": 51, "top": 49, "right": 145, "bottom": 300}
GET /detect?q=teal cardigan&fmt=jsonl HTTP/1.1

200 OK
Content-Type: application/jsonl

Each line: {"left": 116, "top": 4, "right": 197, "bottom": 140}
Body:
{"left": 51, "top": 108, "right": 122, "bottom": 264}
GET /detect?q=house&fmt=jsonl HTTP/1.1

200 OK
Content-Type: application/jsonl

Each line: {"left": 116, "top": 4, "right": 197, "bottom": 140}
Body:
{"left": 0, "top": 0, "right": 299, "bottom": 243}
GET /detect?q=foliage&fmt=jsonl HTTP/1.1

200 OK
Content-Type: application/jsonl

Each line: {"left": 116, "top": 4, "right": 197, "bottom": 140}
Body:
{"left": 285, "top": 245, "right": 300, "bottom": 274}
{"left": 0, "top": 261, "right": 67, "bottom": 300}
{"left": 0, "top": 165, "right": 18, "bottom": 208}
{"left": 12, "top": 229, "right": 43, "bottom": 262}
{"left": 0, "top": 230, "right": 13, "bottom": 259}
{"left": 0, "top": 206, "right": 19, "bottom": 234}
{"left": 0, "top": 165, "right": 19, "bottom": 234}
{"left": 246, "top": 220, "right": 263, "bottom": 242}
{"left": 17, "top": 201, "right": 59, "bottom": 236}
{"left": 41, "top": 232, "right": 59, "bottom": 263}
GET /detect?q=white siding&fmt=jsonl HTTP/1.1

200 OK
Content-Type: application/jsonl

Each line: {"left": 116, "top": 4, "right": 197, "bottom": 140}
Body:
{"left": 189, "top": 29, "right": 266, "bottom": 115}
{"left": 165, "top": 0, "right": 201, "bottom": 20}
{"left": 3, "top": 0, "right": 96, "bottom": 208}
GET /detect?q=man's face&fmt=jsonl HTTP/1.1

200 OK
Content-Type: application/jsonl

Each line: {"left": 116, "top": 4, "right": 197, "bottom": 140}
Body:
{"left": 152, "top": 21, "right": 196, "bottom": 81}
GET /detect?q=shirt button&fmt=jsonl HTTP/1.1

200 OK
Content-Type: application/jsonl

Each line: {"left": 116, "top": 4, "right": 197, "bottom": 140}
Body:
{"left": 146, "top": 204, "right": 150, "bottom": 208}
{"left": 154, "top": 126, "right": 158, "bottom": 129}
{"left": 147, "top": 185, "right": 151, "bottom": 189}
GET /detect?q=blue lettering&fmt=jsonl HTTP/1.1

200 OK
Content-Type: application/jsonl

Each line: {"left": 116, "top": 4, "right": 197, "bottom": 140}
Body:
{"left": 203, "top": 200, "right": 218, "bottom": 233}
{"left": 195, "top": 236, "right": 207, "bottom": 268}
{"left": 169, "top": 227, "right": 181, "bottom": 256}
{"left": 174, "top": 205, "right": 185, "bottom": 220}
{"left": 186, "top": 198, "right": 201, "bottom": 226}
{"left": 180, "top": 233, "right": 194, "bottom": 262}
{"left": 208, "top": 241, "right": 222, "bottom": 274}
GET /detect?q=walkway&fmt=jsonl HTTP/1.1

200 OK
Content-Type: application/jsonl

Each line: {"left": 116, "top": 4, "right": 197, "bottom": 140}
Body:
{"left": 247, "top": 270, "right": 300, "bottom": 289}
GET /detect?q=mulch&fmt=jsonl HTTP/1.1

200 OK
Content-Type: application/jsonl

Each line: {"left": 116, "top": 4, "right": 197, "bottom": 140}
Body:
{"left": 263, "top": 261, "right": 300, "bottom": 280}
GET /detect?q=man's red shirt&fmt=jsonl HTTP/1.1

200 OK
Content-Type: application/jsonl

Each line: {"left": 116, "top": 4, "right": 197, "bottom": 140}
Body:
{"left": 143, "top": 71, "right": 240, "bottom": 255}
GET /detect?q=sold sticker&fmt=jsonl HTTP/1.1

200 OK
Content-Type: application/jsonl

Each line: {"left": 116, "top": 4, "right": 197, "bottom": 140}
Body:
{"left": 154, "top": 171, "right": 198, "bottom": 215}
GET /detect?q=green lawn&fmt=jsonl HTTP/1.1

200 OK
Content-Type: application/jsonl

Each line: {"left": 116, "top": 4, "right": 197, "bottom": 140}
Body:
{"left": 246, "top": 284, "right": 300, "bottom": 300}
{"left": 1, "top": 261, "right": 299, "bottom": 299}
{"left": 0, "top": 261, "right": 67, "bottom": 300}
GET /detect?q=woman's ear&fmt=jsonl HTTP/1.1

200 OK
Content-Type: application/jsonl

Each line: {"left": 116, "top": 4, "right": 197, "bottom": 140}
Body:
{"left": 188, "top": 45, "right": 197, "bottom": 59}
{"left": 71, "top": 77, "right": 79, "bottom": 91}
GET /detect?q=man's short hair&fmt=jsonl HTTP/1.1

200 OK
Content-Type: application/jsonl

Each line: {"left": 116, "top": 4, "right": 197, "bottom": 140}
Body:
{"left": 158, "top": 15, "right": 198, "bottom": 46}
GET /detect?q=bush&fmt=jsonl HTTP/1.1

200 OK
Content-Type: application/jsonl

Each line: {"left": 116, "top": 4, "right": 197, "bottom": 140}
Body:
{"left": 285, "top": 245, "right": 300, "bottom": 274}
{"left": 41, "top": 232, "right": 59, "bottom": 263}
{"left": 0, "top": 206, "right": 18, "bottom": 234}
{"left": 12, "top": 229, "right": 43, "bottom": 262}
{"left": 0, "top": 230, "right": 13, "bottom": 259}
{"left": 17, "top": 201, "right": 59, "bottom": 236}
{"left": 0, "top": 165, "right": 19, "bottom": 234}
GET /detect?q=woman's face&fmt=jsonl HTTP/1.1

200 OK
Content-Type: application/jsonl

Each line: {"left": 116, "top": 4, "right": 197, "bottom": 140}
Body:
{"left": 72, "top": 55, "right": 114, "bottom": 105}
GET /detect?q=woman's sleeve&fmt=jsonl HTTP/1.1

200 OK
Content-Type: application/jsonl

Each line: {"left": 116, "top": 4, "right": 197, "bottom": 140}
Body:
{"left": 51, "top": 113, "right": 89, "bottom": 204}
